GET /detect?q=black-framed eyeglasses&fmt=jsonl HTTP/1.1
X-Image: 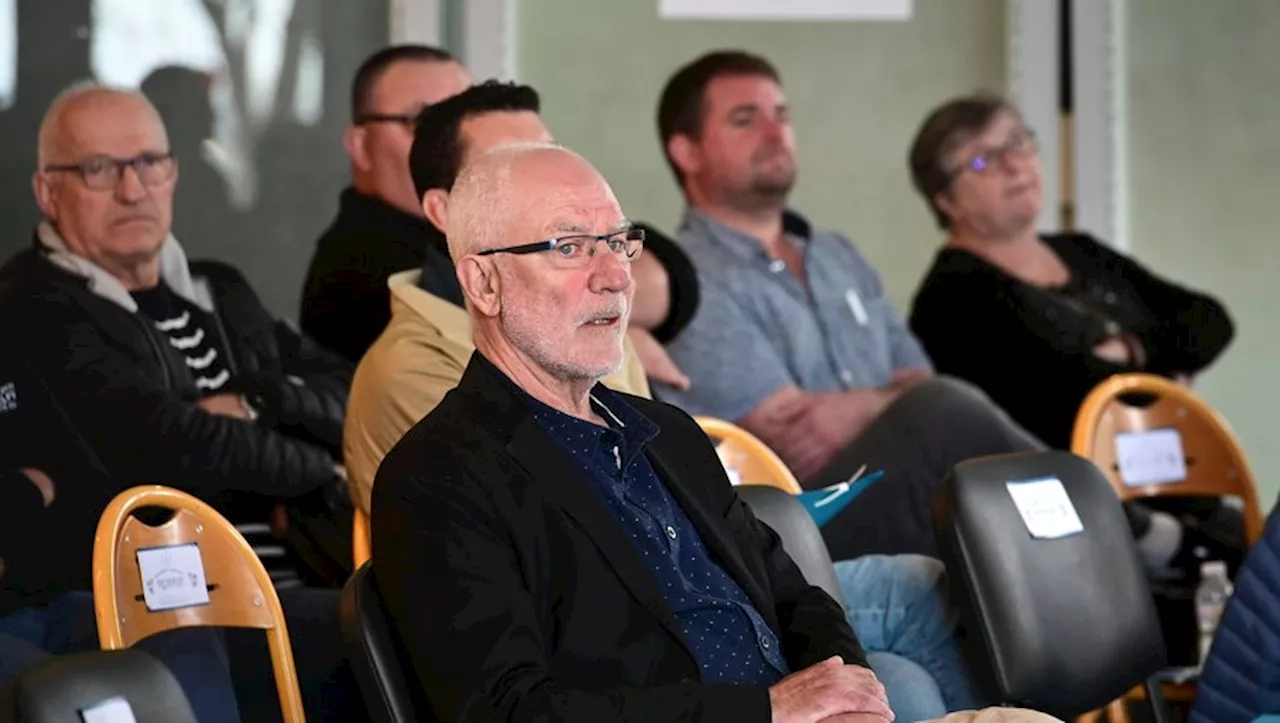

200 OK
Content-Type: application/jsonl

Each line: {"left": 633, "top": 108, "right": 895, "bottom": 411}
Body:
{"left": 43, "top": 152, "right": 177, "bottom": 192}
{"left": 354, "top": 108, "right": 424, "bottom": 129}
{"left": 949, "top": 128, "right": 1038, "bottom": 179}
{"left": 477, "top": 228, "right": 645, "bottom": 267}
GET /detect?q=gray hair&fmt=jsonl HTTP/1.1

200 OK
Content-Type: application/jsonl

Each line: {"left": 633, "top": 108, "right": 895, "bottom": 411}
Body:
{"left": 36, "top": 79, "right": 162, "bottom": 169}
{"left": 444, "top": 141, "right": 580, "bottom": 261}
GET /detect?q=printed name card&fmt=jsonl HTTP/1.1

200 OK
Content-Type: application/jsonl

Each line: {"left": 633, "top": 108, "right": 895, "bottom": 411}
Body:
{"left": 80, "top": 696, "right": 139, "bottom": 723}
{"left": 1114, "top": 428, "right": 1188, "bottom": 487}
{"left": 136, "top": 542, "right": 210, "bottom": 612}
{"left": 1006, "top": 477, "right": 1085, "bottom": 539}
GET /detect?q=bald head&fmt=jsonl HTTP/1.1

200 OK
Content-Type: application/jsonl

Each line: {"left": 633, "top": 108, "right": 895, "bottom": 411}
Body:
{"left": 445, "top": 142, "right": 618, "bottom": 260}
{"left": 37, "top": 82, "right": 167, "bottom": 170}
{"left": 448, "top": 141, "right": 634, "bottom": 390}
{"left": 33, "top": 81, "right": 177, "bottom": 290}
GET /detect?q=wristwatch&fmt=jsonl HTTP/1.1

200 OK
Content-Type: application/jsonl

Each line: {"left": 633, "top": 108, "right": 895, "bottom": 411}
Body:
{"left": 239, "top": 394, "right": 260, "bottom": 421}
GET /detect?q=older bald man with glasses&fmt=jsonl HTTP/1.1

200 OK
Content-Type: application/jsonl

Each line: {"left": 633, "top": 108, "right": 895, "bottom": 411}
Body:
{"left": 0, "top": 80, "right": 372, "bottom": 720}
{"left": 0, "top": 80, "right": 361, "bottom": 587}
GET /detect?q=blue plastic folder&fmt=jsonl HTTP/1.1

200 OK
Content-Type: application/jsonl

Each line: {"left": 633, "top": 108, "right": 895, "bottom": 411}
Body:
{"left": 796, "top": 470, "right": 886, "bottom": 527}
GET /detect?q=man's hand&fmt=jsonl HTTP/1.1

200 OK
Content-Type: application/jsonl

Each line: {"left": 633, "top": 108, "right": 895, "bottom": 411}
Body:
{"left": 197, "top": 393, "right": 253, "bottom": 420}
{"left": 769, "top": 656, "right": 893, "bottom": 723}
{"left": 20, "top": 468, "right": 55, "bottom": 507}
{"left": 888, "top": 367, "right": 932, "bottom": 394}
{"left": 627, "top": 327, "right": 691, "bottom": 390}
{"left": 1092, "top": 336, "right": 1132, "bottom": 364}
{"left": 755, "top": 389, "right": 887, "bottom": 481}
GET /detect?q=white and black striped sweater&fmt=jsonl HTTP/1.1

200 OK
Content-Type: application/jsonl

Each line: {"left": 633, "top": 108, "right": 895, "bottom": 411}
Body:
{"left": 130, "top": 285, "right": 300, "bottom": 584}
{"left": 130, "top": 284, "right": 231, "bottom": 393}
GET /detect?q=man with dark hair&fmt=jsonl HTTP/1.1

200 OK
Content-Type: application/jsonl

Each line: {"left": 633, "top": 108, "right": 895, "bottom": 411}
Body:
{"left": 300, "top": 44, "right": 471, "bottom": 362}
{"left": 656, "top": 50, "right": 781, "bottom": 188}
{"left": 343, "top": 80, "right": 652, "bottom": 515}
{"left": 652, "top": 50, "right": 1046, "bottom": 564}
{"left": 408, "top": 80, "right": 544, "bottom": 301}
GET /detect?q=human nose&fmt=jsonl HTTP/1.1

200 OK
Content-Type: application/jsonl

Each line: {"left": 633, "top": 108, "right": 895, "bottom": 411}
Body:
{"left": 114, "top": 162, "right": 148, "bottom": 203}
{"left": 587, "top": 245, "right": 632, "bottom": 295}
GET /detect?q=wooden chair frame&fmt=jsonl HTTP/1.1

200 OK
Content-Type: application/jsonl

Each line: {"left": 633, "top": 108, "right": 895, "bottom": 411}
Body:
{"left": 1072, "top": 373, "right": 1262, "bottom": 541}
{"left": 92, "top": 485, "right": 306, "bottom": 722}
{"left": 696, "top": 416, "right": 803, "bottom": 494}
{"left": 353, "top": 506, "right": 372, "bottom": 568}
{"left": 1072, "top": 373, "right": 1263, "bottom": 723}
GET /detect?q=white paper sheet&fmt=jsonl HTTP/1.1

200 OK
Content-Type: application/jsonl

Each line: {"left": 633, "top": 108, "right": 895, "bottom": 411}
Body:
{"left": 1006, "top": 477, "right": 1085, "bottom": 540}
{"left": 1114, "top": 428, "right": 1187, "bottom": 487}
{"left": 136, "top": 542, "right": 210, "bottom": 612}
{"left": 80, "top": 696, "right": 139, "bottom": 723}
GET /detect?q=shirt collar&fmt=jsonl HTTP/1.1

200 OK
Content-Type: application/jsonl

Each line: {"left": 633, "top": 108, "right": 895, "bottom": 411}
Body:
{"left": 476, "top": 352, "right": 660, "bottom": 464}
{"left": 338, "top": 187, "right": 447, "bottom": 256}
{"left": 679, "top": 207, "right": 815, "bottom": 263}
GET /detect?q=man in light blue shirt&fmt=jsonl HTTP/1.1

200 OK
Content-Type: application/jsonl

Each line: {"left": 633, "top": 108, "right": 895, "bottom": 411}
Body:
{"left": 654, "top": 50, "right": 1044, "bottom": 563}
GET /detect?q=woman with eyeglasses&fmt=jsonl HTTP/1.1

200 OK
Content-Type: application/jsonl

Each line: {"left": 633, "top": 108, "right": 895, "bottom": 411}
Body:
{"left": 904, "top": 92, "right": 1241, "bottom": 665}
{"left": 906, "top": 92, "right": 1234, "bottom": 455}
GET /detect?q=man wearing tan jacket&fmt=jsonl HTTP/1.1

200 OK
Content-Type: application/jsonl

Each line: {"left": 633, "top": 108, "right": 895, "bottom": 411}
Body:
{"left": 344, "top": 82, "right": 649, "bottom": 513}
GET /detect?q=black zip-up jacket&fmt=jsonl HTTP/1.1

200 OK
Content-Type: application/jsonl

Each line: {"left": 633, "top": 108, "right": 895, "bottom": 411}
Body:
{"left": 0, "top": 242, "right": 354, "bottom": 506}
{"left": 0, "top": 354, "right": 117, "bottom": 616}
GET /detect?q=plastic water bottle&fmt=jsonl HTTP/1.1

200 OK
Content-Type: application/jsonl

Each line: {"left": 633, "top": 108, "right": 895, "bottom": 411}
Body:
{"left": 1195, "top": 560, "right": 1233, "bottom": 666}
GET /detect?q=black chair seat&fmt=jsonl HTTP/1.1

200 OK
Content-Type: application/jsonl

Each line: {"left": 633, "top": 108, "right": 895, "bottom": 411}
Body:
{"left": 933, "top": 451, "right": 1168, "bottom": 719}
{"left": 736, "top": 484, "right": 845, "bottom": 606}
{"left": 0, "top": 649, "right": 197, "bottom": 723}
{"left": 340, "top": 562, "right": 433, "bottom": 723}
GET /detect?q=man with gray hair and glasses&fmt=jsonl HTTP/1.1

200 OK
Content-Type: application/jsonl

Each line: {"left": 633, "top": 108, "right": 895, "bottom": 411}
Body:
{"left": 373, "top": 140, "right": 983, "bottom": 722}
{"left": 0, "top": 81, "right": 364, "bottom": 720}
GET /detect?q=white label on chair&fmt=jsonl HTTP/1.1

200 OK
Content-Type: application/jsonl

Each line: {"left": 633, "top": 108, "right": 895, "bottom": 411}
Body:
{"left": 136, "top": 542, "right": 210, "bottom": 612}
{"left": 80, "top": 696, "right": 139, "bottom": 723}
{"left": 1114, "top": 428, "right": 1188, "bottom": 487}
{"left": 1006, "top": 477, "right": 1085, "bottom": 539}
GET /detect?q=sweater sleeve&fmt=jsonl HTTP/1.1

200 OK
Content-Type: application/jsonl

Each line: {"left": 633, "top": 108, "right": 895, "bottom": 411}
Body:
{"left": 910, "top": 268, "right": 1139, "bottom": 448}
{"left": 1086, "top": 236, "right": 1234, "bottom": 374}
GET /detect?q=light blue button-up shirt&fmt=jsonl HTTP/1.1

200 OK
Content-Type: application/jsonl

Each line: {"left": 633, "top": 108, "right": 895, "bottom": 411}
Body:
{"left": 656, "top": 208, "right": 931, "bottom": 422}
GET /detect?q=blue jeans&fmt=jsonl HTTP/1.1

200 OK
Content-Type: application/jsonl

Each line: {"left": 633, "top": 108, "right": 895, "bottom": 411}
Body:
{"left": 0, "top": 592, "right": 240, "bottom": 723}
{"left": 867, "top": 652, "right": 946, "bottom": 722}
{"left": 837, "top": 554, "right": 982, "bottom": 718}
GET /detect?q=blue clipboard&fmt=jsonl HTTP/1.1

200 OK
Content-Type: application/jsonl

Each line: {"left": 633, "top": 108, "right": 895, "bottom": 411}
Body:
{"left": 796, "top": 470, "right": 885, "bottom": 527}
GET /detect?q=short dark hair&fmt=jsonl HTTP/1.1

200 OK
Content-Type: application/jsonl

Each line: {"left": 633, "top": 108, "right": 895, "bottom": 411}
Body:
{"left": 656, "top": 50, "right": 781, "bottom": 191}
{"left": 908, "top": 91, "right": 1020, "bottom": 229}
{"left": 408, "top": 80, "right": 541, "bottom": 200}
{"left": 350, "top": 44, "right": 457, "bottom": 120}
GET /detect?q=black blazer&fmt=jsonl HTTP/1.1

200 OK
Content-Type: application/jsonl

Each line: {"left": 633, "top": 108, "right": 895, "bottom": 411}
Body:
{"left": 371, "top": 355, "right": 865, "bottom": 722}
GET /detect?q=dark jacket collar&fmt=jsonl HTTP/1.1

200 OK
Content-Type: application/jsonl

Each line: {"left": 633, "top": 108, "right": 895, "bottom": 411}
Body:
{"left": 334, "top": 188, "right": 446, "bottom": 258}
{"left": 452, "top": 353, "right": 779, "bottom": 644}
{"left": 333, "top": 188, "right": 465, "bottom": 306}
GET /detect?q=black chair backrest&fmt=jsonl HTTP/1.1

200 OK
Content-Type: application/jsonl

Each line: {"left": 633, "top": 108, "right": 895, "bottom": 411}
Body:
{"left": 933, "top": 451, "right": 1167, "bottom": 718}
{"left": 737, "top": 485, "right": 846, "bottom": 606}
{"left": 0, "top": 649, "right": 197, "bottom": 723}
{"left": 340, "top": 562, "right": 434, "bottom": 723}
